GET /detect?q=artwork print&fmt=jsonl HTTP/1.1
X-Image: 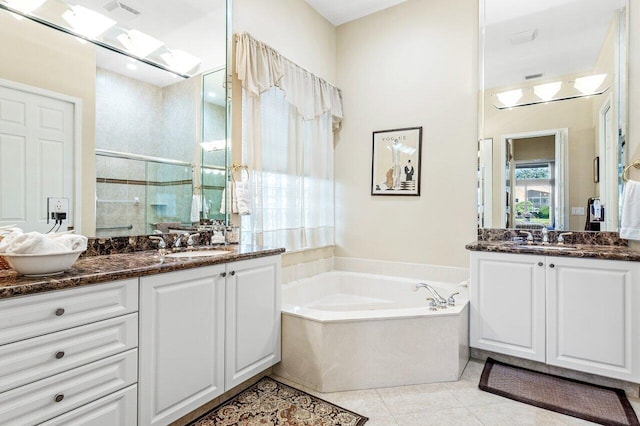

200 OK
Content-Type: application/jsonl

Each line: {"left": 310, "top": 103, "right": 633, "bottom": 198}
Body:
{"left": 371, "top": 127, "right": 422, "bottom": 196}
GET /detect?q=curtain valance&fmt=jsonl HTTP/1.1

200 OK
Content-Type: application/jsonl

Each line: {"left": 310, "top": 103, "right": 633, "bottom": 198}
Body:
{"left": 235, "top": 32, "right": 343, "bottom": 129}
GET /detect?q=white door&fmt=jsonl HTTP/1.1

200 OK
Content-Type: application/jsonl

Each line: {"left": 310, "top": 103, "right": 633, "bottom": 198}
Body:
{"left": 225, "top": 256, "right": 281, "bottom": 390}
{"left": 0, "top": 83, "right": 74, "bottom": 232}
{"left": 546, "top": 257, "right": 640, "bottom": 382}
{"left": 139, "top": 265, "right": 226, "bottom": 426}
{"left": 470, "top": 252, "right": 546, "bottom": 362}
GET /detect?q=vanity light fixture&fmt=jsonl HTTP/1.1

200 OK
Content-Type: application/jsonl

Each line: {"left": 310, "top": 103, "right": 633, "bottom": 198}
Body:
{"left": 574, "top": 74, "right": 606, "bottom": 95}
{"left": 160, "top": 49, "right": 201, "bottom": 74}
{"left": 5, "top": 0, "right": 46, "bottom": 14}
{"left": 533, "top": 81, "right": 562, "bottom": 102}
{"left": 496, "top": 89, "right": 523, "bottom": 107}
{"left": 116, "top": 29, "right": 164, "bottom": 58}
{"left": 62, "top": 5, "right": 116, "bottom": 39}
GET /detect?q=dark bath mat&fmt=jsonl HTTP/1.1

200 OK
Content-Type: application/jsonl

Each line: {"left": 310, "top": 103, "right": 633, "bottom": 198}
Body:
{"left": 479, "top": 357, "right": 639, "bottom": 426}
{"left": 189, "top": 376, "right": 368, "bottom": 425}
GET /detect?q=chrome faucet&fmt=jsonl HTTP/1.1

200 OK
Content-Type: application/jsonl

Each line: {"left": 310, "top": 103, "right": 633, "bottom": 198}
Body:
{"left": 557, "top": 232, "right": 573, "bottom": 245}
{"left": 175, "top": 232, "right": 200, "bottom": 249}
{"left": 149, "top": 231, "right": 167, "bottom": 255}
{"left": 519, "top": 231, "right": 534, "bottom": 245}
{"left": 541, "top": 228, "right": 549, "bottom": 245}
{"left": 415, "top": 283, "right": 447, "bottom": 308}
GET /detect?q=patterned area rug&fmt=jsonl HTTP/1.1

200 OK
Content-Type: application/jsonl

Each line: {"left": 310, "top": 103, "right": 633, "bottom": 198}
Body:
{"left": 190, "top": 377, "right": 368, "bottom": 426}
{"left": 479, "top": 357, "right": 640, "bottom": 426}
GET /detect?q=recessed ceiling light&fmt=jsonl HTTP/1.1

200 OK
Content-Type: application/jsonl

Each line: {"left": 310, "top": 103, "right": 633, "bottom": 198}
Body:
{"left": 533, "top": 82, "right": 562, "bottom": 102}
{"left": 496, "top": 89, "right": 523, "bottom": 107}
{"left": 126, "top": 63, "right": 137, "bottom": 71}
{"left": 574, "top": 74, "right": 607, "bottom": 95}
{"left": 62, "top": 5, "right": 116, "bottom": 39}
{"left": 117, "top": 29, "right": 164, "bottom": 58}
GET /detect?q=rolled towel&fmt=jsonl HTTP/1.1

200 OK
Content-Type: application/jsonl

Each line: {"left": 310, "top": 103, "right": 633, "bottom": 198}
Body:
{"left": 620, "top": 180, "right": 640, "bottom": 240}
{"left": 0, "top": 231, "right": 87, "bottom": 254}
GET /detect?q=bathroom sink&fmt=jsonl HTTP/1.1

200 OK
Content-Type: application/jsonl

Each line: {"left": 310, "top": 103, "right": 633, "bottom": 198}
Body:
{"left": 515, "top": 245, "right": 577, "bottom": 251}
{"left": 165, "top": 250, "right": 231, "bottom": 258}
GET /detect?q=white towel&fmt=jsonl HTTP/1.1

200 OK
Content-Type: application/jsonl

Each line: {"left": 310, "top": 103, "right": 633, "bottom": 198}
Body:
{"left": 220, "top": 182, "right": 240, "bottom": 214}
{"left": 620, "top": 180, "right": 640, "bottom": 240}
{"left": 0, "top": 231, "right": 87, "bottom": 254}
{"left": 190, "top": 195, "right": 201, "bottom": 223}
{"left": 234, "top": 181, "right": 251, "bottom": 216}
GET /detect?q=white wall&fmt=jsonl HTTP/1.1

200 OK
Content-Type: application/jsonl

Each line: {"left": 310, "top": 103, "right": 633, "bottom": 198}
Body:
{"left": 334, "top": 0, "right": 479, "bottom": 268}
{"left": 232, "top": 0, "right": 336, "bottom": 83}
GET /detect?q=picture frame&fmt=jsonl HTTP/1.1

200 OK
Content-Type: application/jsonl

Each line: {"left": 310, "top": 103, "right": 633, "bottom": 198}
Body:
{"left": 593, "top": 156, "right": 600, "bottom": 183}
{"left": 371, "top": 127, "right": 422, "bottom": 196}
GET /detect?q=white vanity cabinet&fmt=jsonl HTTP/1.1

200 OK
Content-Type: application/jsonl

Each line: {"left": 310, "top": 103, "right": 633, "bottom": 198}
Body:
{"left": 0, "top": 279, "right": 139, "bottom": 426}
{"left": 225, "top": 256, "right": 282, "bottom": 389}
{"left": 546, "top": 256, "right": 640, "bottom": 382}
{"left": 469, "top": 252, "right": 546, "bottom": 362}
{"left": 138, "top": 255, "right": 282, "bottom": 426}
{"left": 470, "top": 251, "right": 640, "bottom": 383}
{"left": 138, "top": 264, "right": 227, "bottom": 426}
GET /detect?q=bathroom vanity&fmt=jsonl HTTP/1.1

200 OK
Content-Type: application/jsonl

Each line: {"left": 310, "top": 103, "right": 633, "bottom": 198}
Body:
{"left": 467, "top": 237, "right": 640, "bottom": 384}
{"left": 0, "top": 246, "right": 283, "bottom": 426}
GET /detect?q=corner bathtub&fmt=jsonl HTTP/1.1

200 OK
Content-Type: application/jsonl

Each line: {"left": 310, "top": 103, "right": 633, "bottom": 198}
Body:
{"left": 273, "top": 271, "right": 469, "bottom": 392}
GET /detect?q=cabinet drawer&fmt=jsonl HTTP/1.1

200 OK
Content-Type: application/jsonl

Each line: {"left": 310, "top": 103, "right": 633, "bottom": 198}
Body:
{"left": 39, "top": 385, "right": 137, "bottom": 426}
{"left": 0, "top": 279, "right": 138, "bottom": 345}
{"left": 0, "top": 313, "right": 138, "bottom": 393}
{"left": 0, "top": 349, "right": 137, "bottom": 426}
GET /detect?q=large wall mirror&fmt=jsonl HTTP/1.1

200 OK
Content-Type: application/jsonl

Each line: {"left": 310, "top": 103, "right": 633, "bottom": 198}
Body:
{"left": 0, "top": 0, "right": 228, "bottom": 237}
{"left": 478, "top": 0, "right": 628, "bottom": 233}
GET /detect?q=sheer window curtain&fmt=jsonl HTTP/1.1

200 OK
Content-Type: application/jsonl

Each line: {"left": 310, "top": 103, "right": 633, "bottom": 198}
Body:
{"left": 235, "top": 33, "right": 342, "bottom": 251}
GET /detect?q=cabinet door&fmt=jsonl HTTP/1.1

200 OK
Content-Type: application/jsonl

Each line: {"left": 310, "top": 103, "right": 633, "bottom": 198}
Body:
{"left": 225, "top": 256, "right": 281, "bottom": 390}
{"left": 39, "top": 385, "right": 137, "bottom": 426}
{"left": 139, "top": 265, "right": 225, "bottom": 426}
{"left": 470, "top": 252, "right": 546, "bottom": 362}
{"left": 546, "top": 257, "right": 640, "bottom": 382}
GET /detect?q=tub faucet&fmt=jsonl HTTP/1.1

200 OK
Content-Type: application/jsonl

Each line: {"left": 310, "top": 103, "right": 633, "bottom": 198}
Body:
{"left": 415, "top": 283, "right": 447, "bottom": 308}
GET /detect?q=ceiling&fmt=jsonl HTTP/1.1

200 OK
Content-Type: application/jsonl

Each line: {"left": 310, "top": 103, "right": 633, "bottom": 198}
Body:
{"left": 303, "top": 0, "right": 408, "bottom": 26}
{"left": 485, "top": 0, "right": 625, "bottom": 88}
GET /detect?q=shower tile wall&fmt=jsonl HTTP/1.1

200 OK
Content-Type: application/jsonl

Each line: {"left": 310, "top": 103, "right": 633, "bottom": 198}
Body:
{"left": 203, "top": 101, "right": 226, "bottom": 220}
{"left": 95, "top": 69, "right": 199, "bottom": 236}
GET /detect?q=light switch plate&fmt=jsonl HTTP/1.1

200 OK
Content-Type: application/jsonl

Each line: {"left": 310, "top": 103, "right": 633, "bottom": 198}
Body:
{"left": 571, "top": 207, "right": 585, "bottom": 215}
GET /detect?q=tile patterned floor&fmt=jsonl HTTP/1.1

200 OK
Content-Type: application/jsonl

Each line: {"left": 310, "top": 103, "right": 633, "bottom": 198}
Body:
{"left": 273, "top": 359, "right": 640, "bottom": 426}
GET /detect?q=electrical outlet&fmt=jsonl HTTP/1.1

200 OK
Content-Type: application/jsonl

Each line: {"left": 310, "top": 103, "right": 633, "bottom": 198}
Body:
{"left": 47, "top": 197, "right": 69, "bottom": 225}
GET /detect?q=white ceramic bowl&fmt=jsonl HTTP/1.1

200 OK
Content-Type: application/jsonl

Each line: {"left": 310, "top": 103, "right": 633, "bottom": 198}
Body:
{"left": 1, "top": 250, "right": 84, "bottom": 276}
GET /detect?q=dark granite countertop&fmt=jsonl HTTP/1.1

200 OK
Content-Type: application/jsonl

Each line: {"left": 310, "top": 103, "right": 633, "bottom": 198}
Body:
{"left": 466, "top": 240, "right": 640, "bottom": 262}
{"left": 0, "top": 245, "right": 285, "bottom": 300}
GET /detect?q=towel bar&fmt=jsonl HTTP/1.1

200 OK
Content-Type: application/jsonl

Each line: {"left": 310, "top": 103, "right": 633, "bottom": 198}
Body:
{"left": 622, "top": 160, "right": 640, "bottom": 182}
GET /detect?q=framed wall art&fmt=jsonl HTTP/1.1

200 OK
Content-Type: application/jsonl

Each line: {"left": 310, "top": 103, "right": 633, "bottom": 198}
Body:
{"left": 371, "top": 126, "right": 422, "bottom": 196}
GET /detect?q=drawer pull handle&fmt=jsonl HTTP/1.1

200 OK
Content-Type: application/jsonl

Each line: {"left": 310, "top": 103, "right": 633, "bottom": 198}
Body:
{"left": 538, "top": 262, "right": 543, "bottom": 267}
{"left": 55, "top": 351, "right": 65, "bottom": 360}
{"left": 230, "top": 271, "right": 236, "bottom": 276}
{"left": 54, "top": 394, "right": 64, "bottom": 403}
{"left": 549, "top": 264, "right": 555, "bottom": 268}
{"left": 55, "top": 308, "right": 65, "bottom": 317}
{"left": 220, "top": 272, "right": 227, "bottom": 277}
